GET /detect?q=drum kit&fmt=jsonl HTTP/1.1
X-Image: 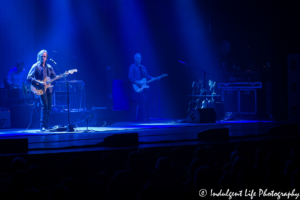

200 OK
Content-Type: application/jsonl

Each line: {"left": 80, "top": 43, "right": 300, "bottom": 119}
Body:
{"left": 187, "top": 79, "right": 221, "bottom": 114}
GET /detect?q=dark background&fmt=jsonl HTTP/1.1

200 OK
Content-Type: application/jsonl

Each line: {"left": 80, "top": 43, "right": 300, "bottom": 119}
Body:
{"left": 0, "top": 0, "right": 299, "bottom": 120}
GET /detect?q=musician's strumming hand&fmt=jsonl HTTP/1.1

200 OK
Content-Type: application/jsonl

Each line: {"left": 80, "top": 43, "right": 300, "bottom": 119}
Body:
{"left": 135, "top": 81, "right": 143, "bottom": 87}
{"left": 37, "top": 81, "right": 47, "bottom": 86}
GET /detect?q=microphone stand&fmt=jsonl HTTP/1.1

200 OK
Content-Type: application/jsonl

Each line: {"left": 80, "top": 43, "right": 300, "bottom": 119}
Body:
{"left": 178, "top": 60, "right": 211, "bottom": 108}
{"left": 82, "top": 115, "right": 93, "bottom": 132}
{"left": 51, "top": 55, "right": 74, "bottom": 132}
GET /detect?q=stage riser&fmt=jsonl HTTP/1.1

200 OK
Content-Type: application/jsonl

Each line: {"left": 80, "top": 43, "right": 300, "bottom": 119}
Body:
{"left": 0, "top": 138, "right": 28, "bottom": 153}
{"left": 102, "top": 133, "right": 138, "bottom": 147}
{"left": 9, "top": 106, "right": 130, "bottom": 128}
{"left": 50, "top": 110, "right": 130, "bottom": 127}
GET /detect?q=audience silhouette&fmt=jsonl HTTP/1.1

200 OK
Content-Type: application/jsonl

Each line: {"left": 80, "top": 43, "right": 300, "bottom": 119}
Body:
{"left": 0, "top": 140, "right": 298, "bottom": 200}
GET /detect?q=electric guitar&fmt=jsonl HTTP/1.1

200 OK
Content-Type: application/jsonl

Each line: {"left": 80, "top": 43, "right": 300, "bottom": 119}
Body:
{"left": 31, "top": 69, "right": 77, "bottom": 95}
{"left": 133, "top": 74, "right": 168, "bottom": 93}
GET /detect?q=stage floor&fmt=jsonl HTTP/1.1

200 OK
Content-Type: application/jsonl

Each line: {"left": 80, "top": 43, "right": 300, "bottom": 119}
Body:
{"left": 0, "top": 119, "right": 293, "bottom": 155}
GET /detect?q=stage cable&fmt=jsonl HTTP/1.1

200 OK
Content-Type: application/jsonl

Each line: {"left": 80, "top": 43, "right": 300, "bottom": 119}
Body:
{"left": 22, "top": 83, "right": 38, "bottom": 132}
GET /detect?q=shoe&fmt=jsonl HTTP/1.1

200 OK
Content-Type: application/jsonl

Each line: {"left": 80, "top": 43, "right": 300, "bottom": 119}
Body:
{"left": 40, "top": 127, "right": 47, "bottom": 132}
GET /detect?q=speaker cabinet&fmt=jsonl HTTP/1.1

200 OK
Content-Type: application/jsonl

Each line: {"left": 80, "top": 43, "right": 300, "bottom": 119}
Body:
{"left": 186, "top": 108, "right": 217, "bottom": 123}
{"left": 222, "top": 89, "right": 239, "bottom": 113}
{"left": 222, "top": 89, "right": 257, "bottom": 114}
{"left": 240, "top": 89, "right": 256, "bottom": 113}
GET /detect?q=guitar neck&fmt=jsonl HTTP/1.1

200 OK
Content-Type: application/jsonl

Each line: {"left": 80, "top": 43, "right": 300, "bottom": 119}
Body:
{"left": 49, "top": 74, "right": 65, "bottom": 83}
{"left": 145, "top": 78, "right": 158, "bottom": 84}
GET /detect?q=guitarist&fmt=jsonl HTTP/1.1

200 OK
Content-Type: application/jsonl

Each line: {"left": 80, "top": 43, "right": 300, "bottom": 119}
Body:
{"left": 27, "top": 50, "right": 57, "bottom": 131}
{"left": 128, "top": 53, "right": 159, "bottom": 122}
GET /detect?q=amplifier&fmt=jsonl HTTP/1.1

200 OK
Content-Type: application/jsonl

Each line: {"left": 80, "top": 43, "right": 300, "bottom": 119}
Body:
{"left": 55, "top": 80, "right": 85, "bottom": 92}
{"left": 222, "top": 89, "right": 257, "bottom": 114}
{"left": 225, "top": 71, "right": 260, "bottom": 82}
{"left": 53, "top": 80, "right": 85, "bottom": 110}
{"left": 218, "top": 82, "right": 262, "bottom": 89}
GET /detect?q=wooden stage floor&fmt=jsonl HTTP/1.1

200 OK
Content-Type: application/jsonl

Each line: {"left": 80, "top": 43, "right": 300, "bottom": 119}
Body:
{"left": 0, "top": 119, "right": 296, "bottom": 155}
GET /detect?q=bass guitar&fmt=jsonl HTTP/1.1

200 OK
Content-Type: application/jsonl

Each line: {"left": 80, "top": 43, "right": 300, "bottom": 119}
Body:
{"left": 31, "top": 69, "right": 77, "bottom": 95}
{"left": 133, "top": 74, "right": 168, "bottom": 93}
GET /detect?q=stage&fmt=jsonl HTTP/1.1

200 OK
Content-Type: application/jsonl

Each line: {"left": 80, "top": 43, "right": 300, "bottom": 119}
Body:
{"left": 0, "top": 119, "right": 295, "bottom": 155}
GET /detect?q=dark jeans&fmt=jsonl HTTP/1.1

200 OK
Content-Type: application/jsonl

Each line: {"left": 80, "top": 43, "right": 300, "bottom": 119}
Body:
{"left": 137, "top": 90, "right": 148, "bottom": 120}
{"left": 40, "top": 91, "right": 52, "bottom": 128}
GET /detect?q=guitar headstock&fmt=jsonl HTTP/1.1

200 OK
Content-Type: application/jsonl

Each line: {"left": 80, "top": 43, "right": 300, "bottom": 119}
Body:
{"left": 67, "top": 69, "right": 78, "bottom": 74}
{"left": 160, "top": 74, "right": 168, "bottom": 77}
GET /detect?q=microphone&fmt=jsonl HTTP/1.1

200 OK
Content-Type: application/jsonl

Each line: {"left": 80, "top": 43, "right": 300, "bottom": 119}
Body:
{"left": 50, "top": 58, "right": 57, "bottom": 65}
{"left": 53, "top": 50, "right": 59, "bottom": 53}
{"left": 178, "top": 60, "right": 188, "bottom": 65}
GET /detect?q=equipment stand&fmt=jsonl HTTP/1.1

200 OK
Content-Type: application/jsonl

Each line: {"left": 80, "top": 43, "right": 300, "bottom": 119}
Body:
{"left": 51, "top": 55, "right": 74, "bottom": 132}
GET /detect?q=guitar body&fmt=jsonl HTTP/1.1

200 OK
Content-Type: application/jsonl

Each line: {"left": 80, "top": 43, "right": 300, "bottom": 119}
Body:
{"left": 30, "top": 69, "right": 78, "bottom": 96}
{"left": 132, "top": 74, "right": 168, "bottom": 93}
{"left": 31, "top": 77, "right": 53, "bottom": 95}
{"left": 133, "top": 78, "right": 150, "bottom": 93}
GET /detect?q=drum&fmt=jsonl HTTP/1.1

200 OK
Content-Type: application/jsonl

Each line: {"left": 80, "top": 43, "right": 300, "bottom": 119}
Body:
{"left": 202, "top": 100, "right": 213, "bottom": 109}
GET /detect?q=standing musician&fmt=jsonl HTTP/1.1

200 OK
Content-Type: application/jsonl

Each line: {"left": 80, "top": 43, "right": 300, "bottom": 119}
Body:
{"left": 27, "top": 50, "right": 57, "bottom": 131}
{"left": 128, "top": 53, "right": 159, "bottom": 122}
{"left": 7, "top": 61, "right": 26, "bottom": 90}
{"left": 6, "top": 61, "right": 27, "bottom": 102}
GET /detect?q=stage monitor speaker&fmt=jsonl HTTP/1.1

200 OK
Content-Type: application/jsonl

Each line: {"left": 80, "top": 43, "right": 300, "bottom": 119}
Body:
{"left": 103, "top": 133, "right": 138, "bottom": 147}
{"left": 269, "top": 124, "right": 299, "bottom": 136}
{"left": 198, "top": 128, "right": 229, "bottom": 141}
{"left": 186, "top": 108, "right": 217, "bottom": 123}
{"left": 0, "top": 138, "right": 28, "bottom": 153}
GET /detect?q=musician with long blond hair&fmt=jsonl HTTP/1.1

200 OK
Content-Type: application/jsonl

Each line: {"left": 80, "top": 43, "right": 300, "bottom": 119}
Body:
{"left": 27, "top": 50, "right": 57, "bottom": 131}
